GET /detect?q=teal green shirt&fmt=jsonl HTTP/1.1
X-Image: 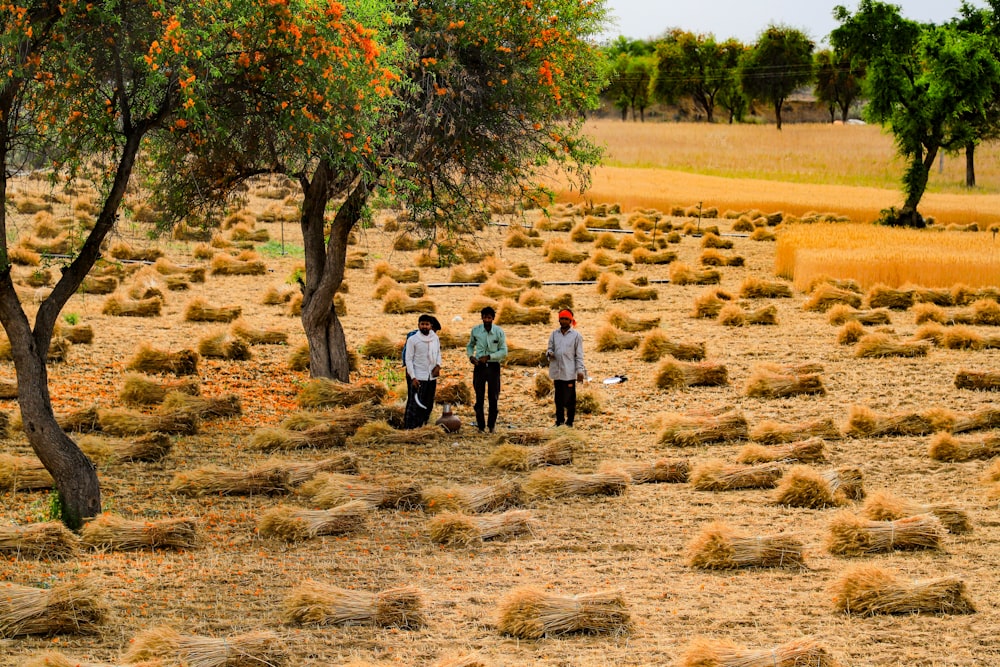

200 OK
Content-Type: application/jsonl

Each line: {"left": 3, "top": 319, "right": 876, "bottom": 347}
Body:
{"left": 466, "top": 323, "right": 508, "bottom": 363}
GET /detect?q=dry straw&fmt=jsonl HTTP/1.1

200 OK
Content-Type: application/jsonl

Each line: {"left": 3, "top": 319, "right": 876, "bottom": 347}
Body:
{"left": 657, "top": 410, "right": 748, "bottom": 447}
{"left": 360, "top": 333, "right": 402, "bottom": 359}
{"left": 678, "top": 637, "right": 841, "bottom": 667}
{"left": 184, "top": 298, "right": 241, "bottom": 323}
{"left": 297, "top": 378, "right": 387, "bottom": 408}
{"left": 750, "top": 417, "right": 840, "bottom": 444}
{"left": 846, "top": 405, "right": 948, "bottom": 438}
{"left": 865, "top": 284, "right": 915, "bottom": 310}
{"left": 827, "top": 304, "right": 892, "bottom": 325}
{"left": 950, "top": 406, "right": 1000, "bottom": 433}
{"left": 739, "top": 276, "right": 792, "bottom": 299}
{"left": 436, "top": 380, "right": 472, "bottom": 405}
{"left": 119, "top": 372, "right": 199, "bottom": 406}
{"left": 160, "top": 392, "right": 241, "bottom": 420}
{"left": 669, "top": 262, "right": 720, "bottom": 286}
{"left": 347, "top": 421, "right": 442, "bottom": 446}
{"left": 382, "top": 289, "right": 436, "bottom": 314}
{"left": 596, "top": 325, "right": 641, "bottom": 352}
{"left": 831, "top": 565, "right": 975, "bottom": 615}
{"left": 250, "top": 422, "right": 349, "bottom": 451}
{"left": 258, "top": 499, "right": 372, "bottom": 541}
{"left": 773, "top": 465, "right": 852, "bottom": 509}
{"left": 655, "top": 359, "right": 728, "bottom": 390}
{"left": 19, "top": 651, "right": 131, "bottom": 667}
{"left": 302, "top": 473, "right": 422, "bottom": 510}
{"left": 209, "top": 253, "right": 267, "bottom": 275}
{"left": 803, "top": 284, "right": 862, "bottom": 312}
{"left": 97, "top": 408, "right": 197, "bottom": 436}
{"left": 928, "top": 432, "right": 1000, "bottom": 461}
{"left": 744, "top": 368, "right": 824, "bottom": 398}
{"left": 691, "top": 289, "right": 732, "bottom": 318}
{"left": 80, "top": 513, "right": 199, "bottom": 551}
{"left": 955, "top": 369, "right": 1000, "bottom": 390}
{"left": 230, "top": 319, "right": 287, "bottom": 345}
{"left": 126, "top": 344, "right": 198, "bottom": 376}
{"left": 686, "top": 522, "right": 805, "bottom": 569}
{"left": 422, "top": 479, "right": 523, "bottom": 514}
{"left": 0, "top": 522, "right": 79, "bottom": 559}
{"left": 486, "top": 438, "right": 574, "bottom": 471}
{"left": 124, "top": 626, "right": 286, "bottom": 665}
{"left": 837, "top": 320, "right": 866, "bottom": 345}
{"left": 863, "top": 490, "right": 971, "bottom": 534}
{"left": 855, "top": 333, "right": 929, "bottom": 358}
{"left": 169, "top": 465, "right": 292, "bottom": 497}
{"left": 599, "top": 458, "right": 689, "bottom": 484}
{"left": 505, "top": 345, "right": 547, "bottom": 367}
{"left": 102, "top": 295, "right": 162, "bottom": 317}
{"left": 0, "top": 580, "right": 108, "bottom": 637}
{"left": 637, "top": 330, "right": 705, "bottom": 362}
{"left": 283, "top": 582, "right": 424, "bottom": 628}
{"left": 606, "top": 308, "right": 660, "bottom": 332}
{"left": 826, "top": 512, "right": 945, "bottom": 556}
{"left": 496, "top": 299, "right": 550, "bottom": 325}
{"left": 428, "top": 509, "right": 536, "bottom": 546}
{"left": 690, "top": 460, "right": 784, "bottom": 491}
{"left": 497, "top": 587, "right": 630, "bottom": 639}
{"left": 111, "top": 433, "right": 172, "bottom": 463}
{"left": 522, "top": 468, "right": 630, "bottom": 499}
{"left": 737, "top": 438, "right": 827, "bottom": 464}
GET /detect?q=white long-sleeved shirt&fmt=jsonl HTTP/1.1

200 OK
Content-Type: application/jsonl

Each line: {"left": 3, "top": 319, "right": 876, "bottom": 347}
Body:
{"left": 546, "top": 327, "right": 586, "bottom": 381}
{"left": 404, "top": 331, "right": 441, "bottom": 381}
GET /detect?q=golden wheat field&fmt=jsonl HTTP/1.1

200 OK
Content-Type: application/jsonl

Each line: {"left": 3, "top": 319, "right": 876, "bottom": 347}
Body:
{"left": 2, "top": 124, "right": 1000, "bottom": 667}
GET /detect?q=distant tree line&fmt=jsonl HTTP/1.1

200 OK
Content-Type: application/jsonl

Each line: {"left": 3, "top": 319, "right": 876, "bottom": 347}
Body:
{"left": 601, "top": 0, "right": 1000, "bottom": 225}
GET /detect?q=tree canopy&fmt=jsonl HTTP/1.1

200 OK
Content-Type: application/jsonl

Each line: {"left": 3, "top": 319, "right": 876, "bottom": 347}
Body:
{"left": 652, "top": 31, "right": 743, "bottom": 124}
{"left": 739, "top": 25, "right": 814, "bottom": 130}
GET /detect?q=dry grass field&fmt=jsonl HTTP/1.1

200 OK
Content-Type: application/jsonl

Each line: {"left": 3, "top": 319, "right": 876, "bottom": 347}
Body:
{"left": 2, "top": 124, "right": 1000, "bottom": 666}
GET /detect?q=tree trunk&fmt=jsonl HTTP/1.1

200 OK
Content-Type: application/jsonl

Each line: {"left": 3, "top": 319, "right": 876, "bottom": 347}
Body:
{"left": 299, "top": 162, "right": 374, "bottom": 380}
{"left": 898, "top": 147, "right": 936, "bottom": 228}
{"left": 828, "top": 103, "right": 836, "bottom": 123}
{"left": 966, "top": 142, "right": 976, "bottom": 188}
{"left": 774, "top": 98, "right": 783, "bottom": 130}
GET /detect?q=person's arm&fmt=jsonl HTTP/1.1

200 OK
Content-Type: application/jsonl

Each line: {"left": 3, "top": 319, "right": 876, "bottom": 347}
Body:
{"left": 491, "top": 327, "right": 508, "bottom": 363}
{"left": 466, "top": 327, "right": 478, "bottom": 364}
{"left": 574, "top": 332, "right": 586, "bottom": 381}
{"left": 431, "top": 336, "right": 442, "bottom": 376}
{"left": 404, "top": 336, "right": 418, "bottom": 381}
{"left": 546, "top": 331, "right": 555, "bottom": 359}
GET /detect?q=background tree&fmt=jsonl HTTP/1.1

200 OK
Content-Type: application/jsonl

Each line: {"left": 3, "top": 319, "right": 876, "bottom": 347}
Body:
{"left": 603, "top": 36, "right": 655, "bottom": 121}
{"left": 833, "top": 0, "right": 1000, "bottom": 225}
{"left": 739, "top": 25, "right": 814, "bottom": 129}
{"left": 653, "top": 31, "right": 743, "bottom": 123}
{"left": 814, "top": 48, "right": 865, "bottom": 123}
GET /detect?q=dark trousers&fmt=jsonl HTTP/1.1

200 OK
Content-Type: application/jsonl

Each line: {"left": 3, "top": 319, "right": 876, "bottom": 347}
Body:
{"left": 472, "top": 362, "right": 501, "bottom": 430}
{"left": 553, "top": 379, "right": 576, "bottom": 426}
{"left": 404, "top": 378, "right": 436, "bottom": 429}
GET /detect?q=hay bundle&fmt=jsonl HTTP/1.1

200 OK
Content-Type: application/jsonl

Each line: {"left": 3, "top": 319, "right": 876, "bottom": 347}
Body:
{"left": 506, "top": 228, "right": 543, "bottom": 248}
{"left": 638, "top": 330, "right": 705, "bottom": 362}
{"left": 297, "top": 378, "right": 387, "bottom": 408}
{"left": 827, "top": 512, "right": 945, "bottom": 555}
{"left": 382, "top": 289, "right": 436, "bottom": 314}
{"left": 912, "top": 302, "right": 947, "bottom": 325}
{"left": 678, "top": 637, "right": 840, "bottom": 667}
{"left": 80, "top": 513, "right": 198, "bottom": 551}
{"left": 569, "top": 222, "right": 596, "bottom": 242}
{"left": 429, "top": 509, "right": 536, "bottom": 546}
{"left": 725, "top": 304, "right": 777, "bottom": 326}
{"left": 744, "top": 369, "right": 824, "bottom": 398}
{"left": 654, "top": 359, "right": 728, "bottom": 389}
{"left": 596, "top": 325, "right": 641, "bottom": 352}
{"left": 827, "top": 304, "right": 892, "bottom": 325}
{"left": 450, "top": 266, "right": 488, "bottom": 283}
{"left": 657, "top": 410, "right": 748, "bottom": 447}
{"left": 491, "top": 428, "right": 562, "bottom": 446}
{"left": 773, "top": 465, "right": 852, "bottom": 508}
{"left": 182, "top": 298, "right": 243, "bottom": 324}
{"left": 360, "top": 333, "right": 403, "bottom": 359}
{"left": 737, "top": 438, "right": 827, "bottom": 464}
{"left": 421, "top": 480, "right": 522, "bottom": 514}
{"left": 928, "top": 432, "right": 1000, "bottom": 461}
{"left": 534, "top": 372, "right": 553, "bottom": 398}
{"left": 262, "top": 285, "right": 296, "bottom": 305}
{"left": 0, "top": 378, "right": 15, "bottom": 399}
{"left": 486, "top": 437, "right": 575, "bottom": 471}
{"left": 606, "top": 308, "right": 659, "bottom": 332}
{"left": 111, "top": 432, "right": 173, "bottom": 463}
{"left": 854, "top": 333, "right": 929, "bottom": 358}
{"left": 739, "top": 277, "right": 792, "bottom": 299}
{"left": 912, "top": 322, "right": 947, "bottom": 346}
{"left": 750, "top": 417, "right": 840, "bottom": 444}
{"left": 600, "top": 458, "right": 689, "bottom": 484}
{"left": 593, "top": 231, "right": 619, "bottom": 249}
{"left": 302, "top": 473, "right": 422, "bottom": 509}
{"left": 863, "top": 490, "right": 971, "bottom": 534}
{"left": 633, "top": 248, "right": 676, "bottom": 264}
{"left": 101, "top": 295, "right": 161, "bottom": 317}
{"left": 576, "top": 260, "right": 626, "bottom": 281}
{"left": 250, "top": 422, "right": 348, "bottom": 451}
{"left": 955, "top": 369, "right": 1000, "bottom": 390}
{"left": 0, "top": 522, "right": 79, "bottom": 559}
{"left": 0, "top": 454, "right": 54, "bottom": 491}
{"left": 436, "top": 381, "right": 472, "bottom": 405}
{"left": 96, "top": 408, "right": 197, "bottom": 436}
{"left": 865, "top": 284, "right": 914, "bottom": 309}
{"left": 837, "top": 320, "right": 865, "bottom": 345}
{"left": 124, "top": 626, "right": 286, "bottom": 665}
{"left": 209, "top": 253, "right": 267, "bottom": 275}
{"left": 689, "top": 460, "right": 784, "bottom": 491}
{"left": 544, "top": 244, "right": 589, "bottom": 264}
{"left": 196, "top": 332, "right": 252, "bottom": 361}
{"left": 691, "top": 289, "right": 733, "bottom": 318}
{"left": 505, "top": 345, "right": 547, "bottom": 367}
{"left": 230, "top": 319, "right": 287, "bottom": 345}
{"left": 347, "top": 421, "right": 441, "bottom": 446}
{"left": 126, "top": 344, "right": 198, "bottom": 376}
{"left": 118, "top": 373, "right": 201, "bottom": 405}
{"left": 168, "top": 465, "right": 291, "bottom": 496}
{"left": 0, "top": 580, "right": 108, "bottom": 638}
{"left": 686, "top": 522, "right": 804, "bottom": 569}
{"left": 497, "top": 587, "right": 630, "bottom": 639}
{"left": 10, "top": 246, "right": 42, "bottom": 266}
{"left": 700, "top": 233, "right": 732, "bottom": 249}
{"left": 846, "top": 405, "right": 945, "bottom": 437}
{"left": 803, "top": 284, "right": 863, "bottom": 312}
{"left": 258, "top": 500, "right": 372, "bottom": 541}
{"left": 972, "top": 298, "right": 1000, "bottom": 325}
{"left": 602, "top": 276, "right": 657, "bottom": 301}
{"left": 161, "top": 392, "right": 241, "bottom": 420}
{"left": 479, "top": 280, "right": 523, "bottom": 300}
{"left": 951, "top": 406, "right": 1000, "bottom": 433}
{"left": 283, "top": 582, "right": 424, "bottom": 628}
{"left": 496, "top": 299, "right": 550, "bottom": 325}
{"left": 522, "top": 468, "right": 629, "bottom": 499}
{"left": 831, "top": 565, "right": 975, "bottom": 616}
{"left": 78, "top": 275, "right": 118, "bottom": 294}
{"left": 670, "top": 262, "right": 721, "bottom": 286}
{"left": 909, "top": 287, "right": 954, "bottom": 306}
{"left": 50, "top": 405, "right": 99, "bottom": 433}
{"left": 19, "top": 651, "right": 126, "bottom": 667}
{"left": 941, "top": 326, "right": 1000, "bottom": 350}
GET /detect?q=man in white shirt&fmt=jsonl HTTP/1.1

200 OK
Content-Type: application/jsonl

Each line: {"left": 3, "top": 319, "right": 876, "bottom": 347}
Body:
{"left": 546, "top": 309, "right": 586, "bottom": 427}
{"left": 404, "top": 314, "right": 441, "bottom": 429}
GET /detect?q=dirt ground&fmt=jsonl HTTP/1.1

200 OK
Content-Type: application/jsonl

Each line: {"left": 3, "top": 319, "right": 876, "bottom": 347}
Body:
{"left": 2, "top": 175, "right": 1000, "bottom": 666}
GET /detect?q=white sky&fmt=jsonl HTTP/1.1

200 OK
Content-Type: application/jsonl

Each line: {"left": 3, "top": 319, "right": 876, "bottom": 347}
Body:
{"left": 601, "top": 0, "right": 988, "bottom": 45}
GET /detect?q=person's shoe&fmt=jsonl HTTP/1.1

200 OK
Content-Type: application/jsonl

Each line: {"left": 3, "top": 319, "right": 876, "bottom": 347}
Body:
{"left": 565, "top": 423, "right": 573, "bottom": 427}
{"left": 553, "top": 422, "right": 563, "bottom": 428}
{"left": 488, "top": 427, "right": 495, "bottom": 434}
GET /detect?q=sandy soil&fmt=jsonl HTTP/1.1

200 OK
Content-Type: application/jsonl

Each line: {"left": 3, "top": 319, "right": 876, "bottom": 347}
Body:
{"left": 1, "top": 175, "right": 999, "bottom": 666}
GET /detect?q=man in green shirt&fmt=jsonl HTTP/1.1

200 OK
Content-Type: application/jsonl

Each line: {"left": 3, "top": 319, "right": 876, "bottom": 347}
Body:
{"left": 466, "top": 306, "right": 508, "bottom": 433}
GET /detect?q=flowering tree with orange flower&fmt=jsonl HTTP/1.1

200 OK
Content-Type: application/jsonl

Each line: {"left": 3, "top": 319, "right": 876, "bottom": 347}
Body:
{"left": 0, "top": 0, "right": 396, "bottom": 526}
